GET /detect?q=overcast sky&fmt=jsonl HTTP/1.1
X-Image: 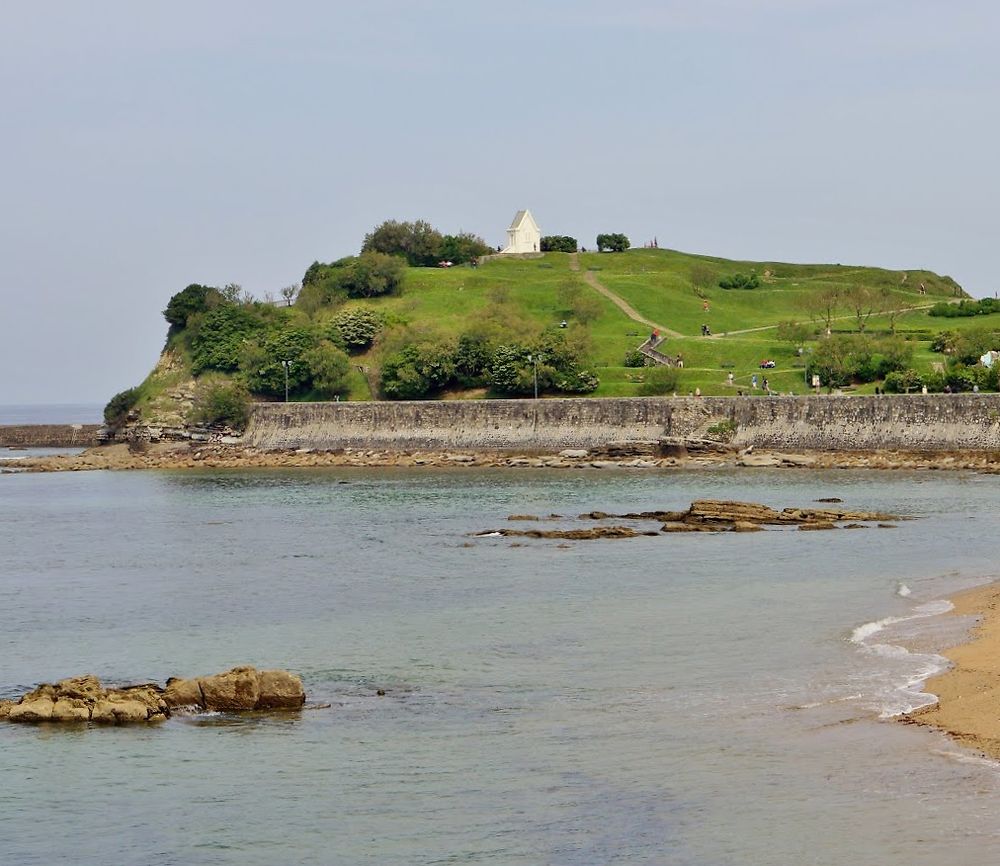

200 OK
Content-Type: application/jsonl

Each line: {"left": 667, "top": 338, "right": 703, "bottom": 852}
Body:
{"left": 2, "top": 1, "right": 997, "bottom": 404}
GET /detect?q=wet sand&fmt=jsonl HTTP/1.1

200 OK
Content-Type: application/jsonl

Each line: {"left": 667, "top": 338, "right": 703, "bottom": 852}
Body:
{"left": 910, "top": 583, "right": 1000, "bottom": 759}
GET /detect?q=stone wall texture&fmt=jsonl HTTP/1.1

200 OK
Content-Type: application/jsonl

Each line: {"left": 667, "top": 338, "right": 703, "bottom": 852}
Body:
{"left": 243, "top": 395, "right": 1000, "bottom": 452}
{"left": 0, "top": 424, "right": 102, "bottom": 448}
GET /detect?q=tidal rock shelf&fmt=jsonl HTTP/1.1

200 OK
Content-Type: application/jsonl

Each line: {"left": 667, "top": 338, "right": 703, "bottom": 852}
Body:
{"left": 478, "top": 499, "right": 904, "bottom": 540}
{"left": 0, "top": 666, "right": 306, "bottom": 725}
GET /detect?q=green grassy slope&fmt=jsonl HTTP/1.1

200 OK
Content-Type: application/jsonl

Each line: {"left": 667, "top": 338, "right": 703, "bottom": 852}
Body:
{"left": 133, "top": 247, "right": 991, "bottom": 413}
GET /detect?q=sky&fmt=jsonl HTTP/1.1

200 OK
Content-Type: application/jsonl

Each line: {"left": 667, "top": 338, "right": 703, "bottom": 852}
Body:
{"left": 2, "top": 0, "right": 998, "bottom": 404}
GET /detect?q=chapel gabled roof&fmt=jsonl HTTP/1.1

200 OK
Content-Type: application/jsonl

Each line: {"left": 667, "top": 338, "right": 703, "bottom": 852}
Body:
{"left": 508, "top": 209, "right": 531, "bottom": 230}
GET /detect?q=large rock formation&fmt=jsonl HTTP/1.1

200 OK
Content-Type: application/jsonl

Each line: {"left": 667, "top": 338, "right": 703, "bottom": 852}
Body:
{"left": 0, "top": 666, "right": 306, "bottom": 725}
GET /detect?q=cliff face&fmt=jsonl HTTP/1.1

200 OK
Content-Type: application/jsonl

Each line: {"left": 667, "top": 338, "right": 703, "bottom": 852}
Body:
{"left": 242, "top": 394, "right": 1000, "bottom": 452}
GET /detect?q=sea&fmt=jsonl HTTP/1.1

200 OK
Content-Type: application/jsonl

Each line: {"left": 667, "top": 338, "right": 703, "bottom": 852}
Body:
{"left": 3, "top": 414, "right": 1000, "bottom": 863}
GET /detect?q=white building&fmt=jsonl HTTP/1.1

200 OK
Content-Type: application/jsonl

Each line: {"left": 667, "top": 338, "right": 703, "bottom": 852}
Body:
{"left": 501, "top": 209, "right": 541, "bottom": 254}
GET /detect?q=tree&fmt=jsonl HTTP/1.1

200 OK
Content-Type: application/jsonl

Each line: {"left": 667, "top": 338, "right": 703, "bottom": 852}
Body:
{"left": 775, "top": 321, "right": 812, "bottom": 347}
{"left": 362, "top": 219, "right": 444, "bottom": 267}
{"left": 163, "top": 284, "right": 223, "bottom": 328}
{"left": 540, "top": 235, "right": 578, "bottom": 253}
{"left": 299, "top": 253, "right": 404, "bottom": 307}
{"left": 808, "top": 334, "right": 873, "bottom": 389}
{"left": 380, "top": 341, "right": 456, "bottom": 399}
{"left": 844, "top": 285, "right": 878, "bottom": 332}
{"left": 280, "top": 285, "right": 298, "bottom": 307}
{"left": 800, "top": 287, "right": 842, "bottom": 336}
{"left": 879, "top": 286, "right": 911, "bottom": 334}
{"left": 439, "top": 232, "right": 492, "bottom": 264}
{"left": 596, "top": 233, "right": 630, "bottom": 253}
{"left": 718, "top": 272, "right": 760, "bottom": 290}
{"left": 191, "top": 304, "right": 265, "bottom": 373}
{"left": 303, "top": 340, "right": 351, "bottom": 397}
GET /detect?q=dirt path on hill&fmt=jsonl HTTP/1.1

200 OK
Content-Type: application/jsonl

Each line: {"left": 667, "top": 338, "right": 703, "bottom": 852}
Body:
{"left": 718, "top": 305, "right": 934, "bottom": 336}
{"left": 569, "top": 254, "right": 682, "bottom": 338}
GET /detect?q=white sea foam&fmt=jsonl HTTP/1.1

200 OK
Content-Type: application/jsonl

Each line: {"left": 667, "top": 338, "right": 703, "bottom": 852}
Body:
{"left": 897, "top": 582, "right": 912, "bottom": 597}
{"left": 850, "top": 599, "right": 954, "bottom": 718}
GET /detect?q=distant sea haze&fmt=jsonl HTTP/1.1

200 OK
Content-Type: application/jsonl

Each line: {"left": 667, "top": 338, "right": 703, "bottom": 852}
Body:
{"left": 0, "top": 404, "right": 103, "bottom": 425}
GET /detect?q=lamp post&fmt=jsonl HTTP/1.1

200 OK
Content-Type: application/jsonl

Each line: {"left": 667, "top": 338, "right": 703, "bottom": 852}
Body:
{"left": 527, "top": 354, "right": 539, "bottom": 399}
{"left": 281, "top": 359, "right": 291, "bottom": 403}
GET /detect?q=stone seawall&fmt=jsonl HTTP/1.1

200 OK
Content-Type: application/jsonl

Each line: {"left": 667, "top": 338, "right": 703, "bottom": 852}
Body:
{"left": 0, "top": 424, "right": 102, "bottom": 448}
{"left": 243, "top": 395, "right": 1000, "bottom": 452}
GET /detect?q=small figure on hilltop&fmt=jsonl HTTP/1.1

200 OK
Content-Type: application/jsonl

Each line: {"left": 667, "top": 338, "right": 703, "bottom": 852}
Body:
{"left": 727, "top": 372, "right": 734, "bottom": 387}
{"left": 751, "top": 374, "right": 759, "bottom": 389}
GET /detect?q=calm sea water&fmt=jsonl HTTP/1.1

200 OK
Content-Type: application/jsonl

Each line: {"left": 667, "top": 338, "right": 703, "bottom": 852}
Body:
{"left": 2, "top": 466, "right": 1000, "bottom": 865}
{"left": 0, "top": 403, "right": 103, "bottom": 425}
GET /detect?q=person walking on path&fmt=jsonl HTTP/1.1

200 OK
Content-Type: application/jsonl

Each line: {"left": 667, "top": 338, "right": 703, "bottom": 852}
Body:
{"left": 727, "top": 371, "right": 734, "bottom": 387}
{"left": 762, "top": 377, "right": 769, "bottom": 393}
{"left": 751, "top": 374, "right": 758, "bottom": 389}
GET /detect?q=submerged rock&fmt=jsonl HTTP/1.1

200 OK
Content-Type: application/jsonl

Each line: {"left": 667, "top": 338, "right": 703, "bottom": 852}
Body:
{"left": 1, "top": 666, "right": 305, "bottom": 725}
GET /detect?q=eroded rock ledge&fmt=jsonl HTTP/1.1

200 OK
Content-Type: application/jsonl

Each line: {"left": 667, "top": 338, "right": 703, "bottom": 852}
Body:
{"left": 0, "top": 666, "right": 305, "bottom": 725}
{"left": 479, "top": 499, "right": 903, "bottom": 539}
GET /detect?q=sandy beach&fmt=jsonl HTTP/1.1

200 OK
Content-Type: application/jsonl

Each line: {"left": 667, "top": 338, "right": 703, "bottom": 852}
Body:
{"left": 910, "top": 583, "right": 1000, "bottom": 758}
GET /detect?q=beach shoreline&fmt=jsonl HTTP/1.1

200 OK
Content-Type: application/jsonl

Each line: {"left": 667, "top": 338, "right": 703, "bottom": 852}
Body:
{"left": 905, "top": 582, "right": 1000, "bottom": 759}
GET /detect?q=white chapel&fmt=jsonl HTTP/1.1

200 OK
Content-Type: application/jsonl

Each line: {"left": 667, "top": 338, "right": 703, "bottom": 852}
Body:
{"left": 501, "top": 209, "right": 541, "bottom": 254}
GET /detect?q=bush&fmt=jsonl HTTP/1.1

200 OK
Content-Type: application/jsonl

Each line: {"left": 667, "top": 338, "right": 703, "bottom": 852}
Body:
{"left": 540, "top": 235, "right": 578, "bottom": 253}
{"left": 883, "top": 370, "right": 923, "bottom": 394}
{"left": 380, "top": 341, "right": 456, "bottom": 400}
{"left": 303, "top": 340, "right": 351, "bottom": 397}
{"left": 928, "top": 298, "right": 1000, "bottom": 317}
{"left": 637, "top": 366, "right": 680, "bottom": 396}
{"left": 163, "top": 284, "right": 223, "bottom": 328}
{"left": 596, "top": 233, "right": 630, "bottom": 253}
{"left": 239, "top": 327, "right": 318, "bottom": 398}
{"left": 624, "top": 349, "right": 647, "bottom": 367}
{"left": 329, "top": 308, "right": 383, "bottom": 351}
{"left": 190, "top": 379, "right": 250, "bottom": 430}
{"left": 718, "top": 272, "right": 760, "bottom": 290}
{"left": 104, "top": 387, "right": 140, "bottom": 426}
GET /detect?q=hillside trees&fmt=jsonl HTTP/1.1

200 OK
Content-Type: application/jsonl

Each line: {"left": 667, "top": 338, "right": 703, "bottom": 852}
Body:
{"left": 163, "top": 284, "right": 223, "bottom": 328}
{"left": 540, "top": 235, "right": 578, "bottom": 253}
{"left": 596, "top": 233, "right": 630, "bottom": 253}
{"left": 718, "top": 272, "right": 760, "bottom": 290}
{"left": 362, "top": 220, "right": 490, "bottom": 266}
{"left": 800, "top": 287, "right": 842, "bottom": 335}
{"left": 298, "top": 252, "right": 405, "bottom": 311}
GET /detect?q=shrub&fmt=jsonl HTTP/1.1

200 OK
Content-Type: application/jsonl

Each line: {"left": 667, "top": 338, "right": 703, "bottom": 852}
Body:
{"left": 706, "top": 419, "right": 738, "bottom": 441}
{"left": 596, "top": 233, "right": 630, "bottom": 253}
{"left": 928, "top": 298, "right": 1000, "bottom": 318}
{"left": 303, "top": 340, "right": 351, "bottom": 397}
{"left": 239, "top": 326, "right": 319, "bottom": 398}
{"left": 540, "top": 235, "right": 578, "bottom": 253}
{"left": 439, "top": 232, "right": 492, "bottom": 264}
{"left": 624, "top": 349, "right": 647, "bottom": 368}
{"left": 380, "top": 341, "right": 456, "bottom": 400}
{"left": 637, "top": 366, "right": 680, "bottom": 396}
{"left": 883, "top": 370, "right": 923, "bottom": 394}
{"left": 190, "top": 379, "right": 250, "bottom": 430}
{"left": 718, "top": 272, "right": 760, "bottom": 290}
{"left": 329, "top": 308, "right": 383, "bottom": 351}
{"left": 104, "top": 387, "right": 140, "bottom": 426}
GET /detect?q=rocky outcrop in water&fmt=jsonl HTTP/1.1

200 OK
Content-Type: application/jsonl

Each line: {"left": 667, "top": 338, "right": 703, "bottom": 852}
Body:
{"left": 0, "top": 666, "right": 306, "bottom": 725}
{"left": 480, "top": 499, "right": 903, "bottom": 540}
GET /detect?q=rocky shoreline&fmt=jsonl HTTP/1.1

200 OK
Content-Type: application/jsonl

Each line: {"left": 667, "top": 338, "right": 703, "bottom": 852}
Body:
{"left": 6, "top": 440, "right": 1000, "bottom": 474}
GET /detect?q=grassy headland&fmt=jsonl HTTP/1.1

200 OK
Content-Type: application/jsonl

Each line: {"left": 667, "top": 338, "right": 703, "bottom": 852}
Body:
{"left": 112, "top": 245, "right": 1000, "bottom": 428}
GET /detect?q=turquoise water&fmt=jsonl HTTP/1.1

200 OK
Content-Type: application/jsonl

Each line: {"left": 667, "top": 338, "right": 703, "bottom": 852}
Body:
{"left": 2, "top": 467, "right": 1000, "bottom": 864}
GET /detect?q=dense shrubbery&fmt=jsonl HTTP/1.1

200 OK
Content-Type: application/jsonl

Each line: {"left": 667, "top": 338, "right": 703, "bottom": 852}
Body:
{"left": 190, "top": 379, "right": 251, "bottom": 429}
{"left": 624, "top": 349, "right": 647, "bottom": 368}
{"left": 378, "top": 328, "right": 599, "bottom": 400}
{"left": 540, "top": 235, "right": 578, "bottom": 253}
{"left": 362, "top": 220, "right": 491, "bottom": 266}
{"left": 718, "top": 272, "right": 761, "bottom": 290}
{"left": 930, "top": 327, "right": 1000, "bottom": 364}
{"left": 104, "top": 387, "right": 140, "bottom": 426}
{"left": 298, "top": 252, "right": 405, "bottom": 311}
{"left": 596, "top": 233, "right": 630, "bottom": 253}
{"left": 928, "top": 298, "right": 1000, "bottom": 318}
